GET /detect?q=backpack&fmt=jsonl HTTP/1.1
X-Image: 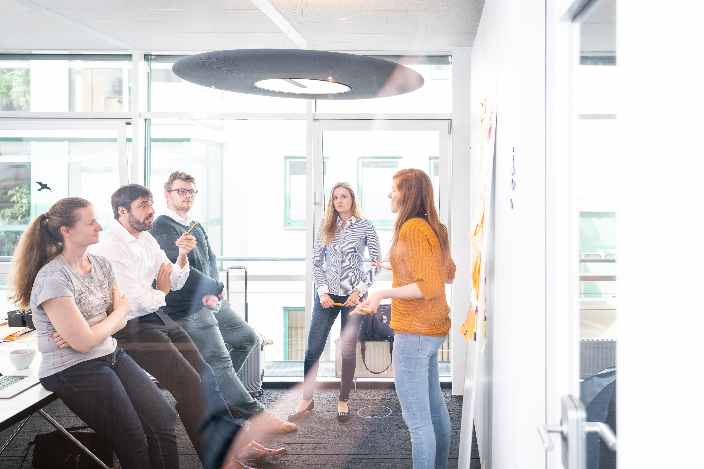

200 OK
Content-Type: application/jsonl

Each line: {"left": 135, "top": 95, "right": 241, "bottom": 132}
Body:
{"left": 28, "top": 425, "right": 113, "bottom": 469}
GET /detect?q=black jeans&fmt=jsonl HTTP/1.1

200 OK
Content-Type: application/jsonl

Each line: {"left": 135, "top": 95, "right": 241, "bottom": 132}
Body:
{"left": 303, "top": 293, "right": 362, "bottom": 401}
{"left": 114, "top": 310, "right": 243, "bottom": 469}
{"left": 40, "top": 349, "right": 178, "bottom": 469}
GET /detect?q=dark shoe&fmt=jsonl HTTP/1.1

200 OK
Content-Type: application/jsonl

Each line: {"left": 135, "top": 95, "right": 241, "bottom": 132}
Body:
{"left": 288, "top": 400, "right": 314, "bottom": 422}
{"left": 337, "top": 400, "right": 350, "bottom": 422}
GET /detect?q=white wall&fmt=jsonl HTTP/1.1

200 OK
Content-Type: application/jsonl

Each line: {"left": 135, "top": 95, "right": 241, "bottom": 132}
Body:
{"left": 464, "top": 0, "right": 547, "bottom": 468}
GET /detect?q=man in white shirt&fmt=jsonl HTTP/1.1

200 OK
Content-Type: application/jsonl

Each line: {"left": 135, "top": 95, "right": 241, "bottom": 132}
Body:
{"left": 93, "top": 184, "right": 244, "bottom": 468}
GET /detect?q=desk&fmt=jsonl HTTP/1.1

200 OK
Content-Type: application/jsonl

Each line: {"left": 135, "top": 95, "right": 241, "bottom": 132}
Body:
{"left": 0, "top": 327, "right": 112, "bottom": 469}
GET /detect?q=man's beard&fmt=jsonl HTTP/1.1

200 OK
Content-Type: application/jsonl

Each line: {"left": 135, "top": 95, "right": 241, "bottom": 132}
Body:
{"left": 128, "top": 212, "right": 153, "bottom": 231}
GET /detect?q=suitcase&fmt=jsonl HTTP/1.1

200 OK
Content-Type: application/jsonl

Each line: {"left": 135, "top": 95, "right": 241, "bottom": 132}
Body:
{"left": 227, "top": 266, "right": 265, "bottom": 397}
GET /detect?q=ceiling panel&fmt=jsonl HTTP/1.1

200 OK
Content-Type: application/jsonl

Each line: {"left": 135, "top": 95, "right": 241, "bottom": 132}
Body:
{"left": 1, "top": 0, "right": 483, "bottom": 52}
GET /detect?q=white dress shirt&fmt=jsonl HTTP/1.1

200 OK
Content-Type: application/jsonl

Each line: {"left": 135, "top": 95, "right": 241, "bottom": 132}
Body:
{"left": 164, "top": 207, "right": 191, "bottom": 227}
{"left": 92, "top": 220, "right": 190, "bottom": 320}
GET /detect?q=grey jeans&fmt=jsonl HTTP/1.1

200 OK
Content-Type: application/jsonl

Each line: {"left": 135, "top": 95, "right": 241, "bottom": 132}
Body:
{"left": 176, "top": 302, "right": 265, "bottom": 418}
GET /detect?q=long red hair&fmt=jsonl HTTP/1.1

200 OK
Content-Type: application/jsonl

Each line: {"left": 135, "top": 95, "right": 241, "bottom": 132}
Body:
{"left": 391, "top": 168, "right": 451, "bottom": 266}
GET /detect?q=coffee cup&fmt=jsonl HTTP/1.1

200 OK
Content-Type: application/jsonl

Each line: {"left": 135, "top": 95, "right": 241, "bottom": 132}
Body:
{"left": 9, "top": 348, "right": 36, "bottom": 370}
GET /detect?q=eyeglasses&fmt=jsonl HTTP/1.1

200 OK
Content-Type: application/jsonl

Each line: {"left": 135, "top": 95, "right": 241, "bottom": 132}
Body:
{"left": 168, "top": 188, "right": 198, "bottom": 196}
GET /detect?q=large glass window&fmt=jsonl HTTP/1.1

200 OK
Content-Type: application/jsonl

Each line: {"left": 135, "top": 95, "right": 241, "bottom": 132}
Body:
{"left": 149, "top": 119, "right": 307, "bottom": 377}
{"left": 0, "top": 56, "right": 131, "bottom": 112}
{"left": 148, "top": 56, "right": 306, "bottom": 114}
{"left": 148, "top": 120, "right": 225, "bottom": 253}
{"left": 0, "top": 125, "right": 128, "bottom": 256}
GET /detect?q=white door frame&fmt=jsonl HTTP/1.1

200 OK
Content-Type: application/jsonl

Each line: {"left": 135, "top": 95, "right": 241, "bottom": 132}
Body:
{"left": 545, "top": 0, "right": 606, "bottom": 466}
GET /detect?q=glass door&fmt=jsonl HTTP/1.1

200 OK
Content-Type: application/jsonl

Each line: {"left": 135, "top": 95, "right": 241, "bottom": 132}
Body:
{"left": 309, "top": 120, "right": 451, "bottom": 378}
{"left": 544, "top": 1, "right": 617, "bottom": 468}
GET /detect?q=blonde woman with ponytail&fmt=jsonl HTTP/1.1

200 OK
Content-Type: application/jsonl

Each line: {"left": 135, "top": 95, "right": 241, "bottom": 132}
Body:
{"left": 9, "top": 198, "right": 179, "bottom": 469}
{"left": 289, "top": 182, "right": 381, "bottom": 423}
{"left": 357, "top": 169, "right": 456, "bottom": 469}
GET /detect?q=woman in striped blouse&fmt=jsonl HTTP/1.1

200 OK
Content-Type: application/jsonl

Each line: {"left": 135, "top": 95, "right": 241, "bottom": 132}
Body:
{"left": 289, "top": 182, "right": 381, "bottom": 422}
{"left": 358, "top": 169, "right": 455, "bottom": 469}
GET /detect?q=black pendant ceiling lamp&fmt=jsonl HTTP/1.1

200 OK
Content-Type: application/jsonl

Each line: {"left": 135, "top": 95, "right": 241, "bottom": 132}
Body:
{"left": 172, "top": 49, "right": 424, "bottom": 100}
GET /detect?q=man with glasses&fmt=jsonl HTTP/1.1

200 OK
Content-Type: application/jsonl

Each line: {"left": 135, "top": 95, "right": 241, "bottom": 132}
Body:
{"left": 150, "top": 171, "right": 297, "bottom": 435}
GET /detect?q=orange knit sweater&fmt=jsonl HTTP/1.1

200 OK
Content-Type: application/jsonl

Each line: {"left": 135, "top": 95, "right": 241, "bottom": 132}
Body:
{"left": 389, "top": 218, "right": 456, "bottom": 336}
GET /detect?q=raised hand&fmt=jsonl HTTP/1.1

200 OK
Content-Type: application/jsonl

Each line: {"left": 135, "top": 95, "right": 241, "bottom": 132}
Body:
{"left": 175, "top": 233, "right": 197, "bottom": 257}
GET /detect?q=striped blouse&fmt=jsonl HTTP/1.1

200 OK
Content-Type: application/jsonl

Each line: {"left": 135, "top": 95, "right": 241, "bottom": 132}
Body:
{"left": 313, "top": 216, "right": 381, "bottom": 297}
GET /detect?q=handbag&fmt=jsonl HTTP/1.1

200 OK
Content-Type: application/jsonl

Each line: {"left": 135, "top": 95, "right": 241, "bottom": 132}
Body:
{"left": 29, "top": 425, "right": 113, "bottom": 469}
{"left": 358, "top": 304, "right": 394, "bottom": 374}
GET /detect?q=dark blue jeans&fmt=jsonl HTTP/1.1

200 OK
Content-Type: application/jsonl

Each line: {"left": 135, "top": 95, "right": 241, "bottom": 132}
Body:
{"left": 303, "top": 293, "right": 361, "bottom": 401}
{"left": 40, "top": 349, "right": 178, "bottom": 469}
{"left": 114, "top": 311, "right": 244, "bottom": 469}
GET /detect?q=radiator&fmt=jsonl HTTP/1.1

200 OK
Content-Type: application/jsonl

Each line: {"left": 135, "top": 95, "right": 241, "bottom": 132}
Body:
{"left": 335, "top": 339, "right": 394, "bottom": 378}
{"left": 237, "top": 336, "right": 265, "bottom": 397}
{"left": 580, "top": 339, "right": 616, "bottom": 379}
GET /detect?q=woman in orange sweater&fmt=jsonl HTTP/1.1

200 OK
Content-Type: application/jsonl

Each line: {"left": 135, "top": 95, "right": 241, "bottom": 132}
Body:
{"left": 357, "top": 168, "right": 455, "bottom": 469}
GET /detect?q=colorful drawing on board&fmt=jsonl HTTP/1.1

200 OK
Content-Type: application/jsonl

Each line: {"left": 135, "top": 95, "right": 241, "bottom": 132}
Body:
{"left": 460, "top": 305, "right": 478, "bottom": 340}
{"left": 462, "top": 98, "right": 496, "bottom": 342}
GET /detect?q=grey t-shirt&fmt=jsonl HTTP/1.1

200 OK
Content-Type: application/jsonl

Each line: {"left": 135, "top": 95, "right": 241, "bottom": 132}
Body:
{"left": 30, "top": 254, "right": 117, "bottom": 378}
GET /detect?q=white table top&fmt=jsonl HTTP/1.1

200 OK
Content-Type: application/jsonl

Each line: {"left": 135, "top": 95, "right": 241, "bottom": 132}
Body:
{"left": 0, "top": 327, "right": 54, "bottom": 428}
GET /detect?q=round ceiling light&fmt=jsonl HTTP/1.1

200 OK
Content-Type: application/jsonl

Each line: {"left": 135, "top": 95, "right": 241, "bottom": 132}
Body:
{"left": 254, "top": 78, "right": 351, "bottom": 95}
{"left": 172, "top": 49, "right": 424, "bottom": 100}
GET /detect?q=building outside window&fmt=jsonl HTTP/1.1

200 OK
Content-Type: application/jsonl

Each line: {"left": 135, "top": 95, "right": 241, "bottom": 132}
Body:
{"left": 284, "top": 156, "right": 306, "bottom": 229}
{"left": 357, "top": 157, "right": 401, "bottom": 229}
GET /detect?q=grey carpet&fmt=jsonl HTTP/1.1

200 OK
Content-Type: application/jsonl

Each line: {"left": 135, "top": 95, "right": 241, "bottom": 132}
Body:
{"left": 0, "top": 388, "right": 480, "bottom": 468}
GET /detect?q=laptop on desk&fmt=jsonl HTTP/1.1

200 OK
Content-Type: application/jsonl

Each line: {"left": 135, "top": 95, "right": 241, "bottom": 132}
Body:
{"left": 0, "top": 370, "right": 40, "bottom": 399}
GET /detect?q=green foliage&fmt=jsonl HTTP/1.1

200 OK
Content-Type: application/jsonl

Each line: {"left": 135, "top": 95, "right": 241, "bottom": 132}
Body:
{"left": 0, "top": 231, "right": 21, "bottom": 256}
{"left": 0, "top": 185, "right": 30, "bottom": 224}
{"left": 0, "top": 69, "right": 30, "bottom": 111}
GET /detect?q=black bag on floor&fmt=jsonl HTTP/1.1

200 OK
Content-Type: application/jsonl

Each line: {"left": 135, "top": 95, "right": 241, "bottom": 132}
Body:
{"left": 358, "top": 304, "right": 394, "bottom": 374}
{"left": 31, "top": 425, "right": 113, "bottom": 469}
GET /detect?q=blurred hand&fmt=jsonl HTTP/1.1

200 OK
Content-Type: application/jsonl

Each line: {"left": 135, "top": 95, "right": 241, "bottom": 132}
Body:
{"left": 319, "top": 293, "right": 334, "bottom": 309}
{"left": 53, "top": 332, "right": 68, "bottom": 349}
{"left": 175, "top": 233, "right": 197, "bottom": 256}
{"left": 110, "top": 286, "right": 129, "bottom": 330}
{"left": 156, "top": 263, "right": 173, "bottom": 294}
{"left": 372, "top": 260, "right": 392, "bottom": 271}
{"left": 202, "top": 294, "right": 220, "bottom": 310}
{"left": 343, "top": 290, "right": 361, "bottom": 307}
{"left": 354, "top": 291, "right": 384, "bottom": 315}
{"left": 111, "top": 285, "right": 129, "bottom": 316}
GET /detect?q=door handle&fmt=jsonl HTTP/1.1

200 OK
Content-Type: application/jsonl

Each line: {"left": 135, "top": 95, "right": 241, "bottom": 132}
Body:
{"left": 539, "top": 421, "right": 617, "bottom": 452}
{"left": 537, "top": 424, "right": 563, "bottom": 451}
{"left": 540, "top": 395, "right": 617, "bottom": 469}
{"left": 584, "top": 422, "right": 617, "bottom": 451}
